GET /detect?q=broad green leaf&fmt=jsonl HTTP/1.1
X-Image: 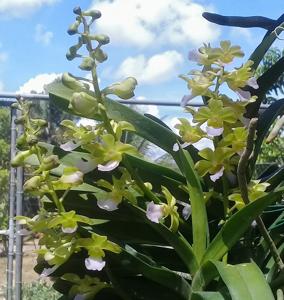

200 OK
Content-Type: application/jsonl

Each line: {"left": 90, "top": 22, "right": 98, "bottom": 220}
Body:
{"left": 176, "top": 147, "right": 208, "bottom": 263}
{"left": 191, "top": 291, "right": 226, "bottom": 300}
{"left": 192, "top": 260, "right": 274, "bottom": 300}
{"left": 249, "top": 99, "right": 284, "bottom": 174}
{"left": 202, "top": 191, "right": 283, "bottom": 263}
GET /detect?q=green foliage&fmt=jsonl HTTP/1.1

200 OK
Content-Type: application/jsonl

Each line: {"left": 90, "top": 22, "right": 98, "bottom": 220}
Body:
{"left": 12, "top": 7, "right": 284, "bottom": 300}
{"left": 22, "top": 281, "right": 60, "bottom": 300}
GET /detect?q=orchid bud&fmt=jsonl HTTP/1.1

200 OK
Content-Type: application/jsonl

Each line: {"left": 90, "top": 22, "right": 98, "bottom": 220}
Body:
{"left": 70, "top": 92, "right": 98, "bottom": 117}
{"left": 79, "top": 57, "right": 95, "bottom": 71}
{"left": 14, "top": 116, "right": 25, "bottom": 125}
{"left": 32, "top": 119, "right": 48, "bottom": 127}
{"left": 67, "top": 21, "right": 80, "bottom": 35}
{"left": 11, "top": 103, "right": 19, "bottom": 109}
{"left": 73, "top": 6, "right": 82, "bottom": 15}
{"left": 41, "top": 155, "right": 60, "bottom": 171}
{"left": 16, "top": 134, "right": 27, "bottom": 149}
{"left": 90, "top": 34, "right": 110, "bottom": 45}
{"left": 23, "top": 176, "right": 42, "bottom": 192}
{"left": 102, "top": 77, "right": 138, "bottom": 100}
{"left": 11, "top": 150, "right": 33, "bottom": 167}
{"left": 91, "top": 48, "right": 108, "bottom": 63}
{"left": 82, "top": 9, "right": 101, "bottom": 19}
{"left": 26, "top": 134, "right": 38, "bottom": 146}
{"left": 62, "top": 72, "right": 87, "bottom": 91}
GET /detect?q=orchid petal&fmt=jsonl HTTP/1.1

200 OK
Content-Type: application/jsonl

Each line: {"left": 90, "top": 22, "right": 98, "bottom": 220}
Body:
{"left": 210, "top": 166, "right": 224, "bottom": 182}
{"left": 62, "top": 225, "right": 77, "bottom": 233}
{"left": 40, "top": 265, "right": 58, "bottom": 277}
{"left": 247, "top": 77, "right": 259, "bottom": 89}
{"left": 85, "top": 257, "right": 106, "bottom": 271}
{"left": 98, "top": 160, "right": 119, "bottom": 172}
{"left": 192, "top": 138, "right": 214, "bottom": 151}
{"left": 146, "top": 201, "right": 164, "bottom": 223}
{"left": 60, "top": 140, "right": 80, "bottom": 151}
{"left": 206, "top": 126, "right": 224, "bottom": 137}
{"left": 236, "top": 89, "right": 251, "bottom": 101}
{"left": 181, "top": 94, "right": 195, "bottom": 107}
{"left": 61, "top": 171, "right": 83, "bottom": 184}
{"left": 97, "top": 199, "right": 118, "bottom": 211}
{"left": 182, "top": 205, "right": 192, "bottom": 220}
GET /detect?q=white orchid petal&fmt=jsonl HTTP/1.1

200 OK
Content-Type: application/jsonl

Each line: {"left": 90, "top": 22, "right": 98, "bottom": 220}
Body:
{"left": 210, "top": 166, "right": 224, "bottom": 182}
{"left": 61, "top": 171, "right": 83, "bottom": 184}
{"left": 236, "top": 89, "right": 251, "bottom": 101}
{"left": 97, "top": 199, "right": 118, "bottom": 211}
{"left": 40, "top": 265, "right": 58, "bottom": 277}
{"left": 206, "top": 126, "right": 224, "bottom": 137}
{"left": 146, "top": 201, "right": 164, "bottom": 223}
{"left": 98, "top": 160, "right": 119, "bottom": 172}
{"left": 75, "top": 158, "right": 97, "bottom": 174}
{"left": 182, "top": 205, "right": 192, "bottom": 220}
{"left": 192, "top": 138, "right": 214, "bottom": 151}
{"left": 60, "top": 140, "right": 80, "bottom": 151}
{"left": 85, "top": 257, "right": 106, "bottom": 271}
{"left": 173, "top": 143, "right": 179, "bottom": 152}
{"left": 247, "top": 77, "right": 259, "bottom": 89}
{"left": 62, "top": 225, "right": 77, "bottom": 233}
{"left": 181, "top": 94, "right": 195, "bottom": 107}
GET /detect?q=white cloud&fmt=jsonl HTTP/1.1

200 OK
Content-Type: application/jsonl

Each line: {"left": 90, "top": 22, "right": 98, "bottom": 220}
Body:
{"left": 90, "top": 0, "right": 220, "bottom": 47}
{"left": 131, "top": 96, "right": 160, "bottom": 118}
{"left": 230, "top": 28, "right": 252, "bottom": 42}
{"left": 115, "top": 51, "right": 184, "bottom": 85}
{"left": 17, "top": 73, "right": 61, "bottom": 94}
{"left": 0, "top": 0, "right": 59, "bottom": 18}
{"left": 34, "top": 24, "right": 53, "bottom": 46}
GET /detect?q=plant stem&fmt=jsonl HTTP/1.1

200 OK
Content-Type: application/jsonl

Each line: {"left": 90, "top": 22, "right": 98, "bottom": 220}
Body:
{"left": 237, "top": 117, "right": 284, "bottom": 270}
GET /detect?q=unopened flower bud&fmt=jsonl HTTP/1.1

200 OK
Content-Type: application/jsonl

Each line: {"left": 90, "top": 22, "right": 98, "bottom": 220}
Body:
{"left": 62, "top": 73, "right": 87, "bottom": 91}
{"left": 91, "top": 48, "right": 108, "bottom": 63}
{"left": 102, "top": 77, "right": 138, "bottom": 100}
{"left": 82, "top": 9, "right": 101, "bottom": 19}
{"left": 14, "top": 116, "right": 25, "bottom": 125}
{"left": 16, "top": 134, "right": 27, "bottom": 149}
{"left": 26, "top": 134, "right": 38, "bottom": 146}
{"left": 67, "top": 21, "right": 80, "bottom": 35}
{"left": 23, "top": 176, "right": 41, "bottom": 192}
{"left": 73, "top": 6, "right": 82, "bottom": 15}
{"left": 90, "top": 34, "right": 110, "bottom": 45}
{"left": 41, "top": 155, "right": 60, "bottom": 171}
{"left": 11, "top": 150, "right": 32, "bottom": 167}
{"left": 70, "top": 92, "right": 98, "bottom": 117}
{"left": 11, "top": 103, "right": 19, "bottom": 109}
{"left": 79, "top": 57, "right": 95, "bottom": 71}
{"left": 33, "top": 119, "right": 48, "bottom": 127}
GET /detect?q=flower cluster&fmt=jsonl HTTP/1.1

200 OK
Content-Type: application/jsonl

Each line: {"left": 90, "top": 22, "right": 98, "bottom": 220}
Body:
{"left": 176, "top": 40, "right": 259, "bottom": 182}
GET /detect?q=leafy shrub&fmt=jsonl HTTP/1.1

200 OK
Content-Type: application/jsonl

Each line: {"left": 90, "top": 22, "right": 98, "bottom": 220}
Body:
{"left": 22, "top": 281, "right": 60, "bottom": 300}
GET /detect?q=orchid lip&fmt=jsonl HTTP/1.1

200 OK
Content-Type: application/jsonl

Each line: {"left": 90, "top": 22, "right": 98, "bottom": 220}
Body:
{"left": 206, "top": 126, "right": 224, "bottom": 137}
{"left": 62, "top": 225, "right": 77, "bottom": 233}
{"left": 97, "top": 199, "right": 118, "bottom": 211}
{"left": 210, "top": 166, "right": 225, "bottom": 182}
{"left": 146, "top": 201, "right": 164, "bottom": 223}
{"left": 98, "top": 160, "right": 119, "bottom": 172}
{"left": 60, "top": 140, "right": 80, "bottom": 151}
{"left": 85, "top": 257, "right": 106, "bottom": 271}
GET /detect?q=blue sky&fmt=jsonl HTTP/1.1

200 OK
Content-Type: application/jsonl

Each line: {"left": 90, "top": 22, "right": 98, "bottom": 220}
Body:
{"left": 0, "top": 0, "right": 282, "bottom": 116}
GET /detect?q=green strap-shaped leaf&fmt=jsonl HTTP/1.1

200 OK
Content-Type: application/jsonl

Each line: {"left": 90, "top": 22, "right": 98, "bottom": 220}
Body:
{"left": 46, "top": 82, "right": 180, "bottom": 154}
{"left": 176, "top": 147, "right": 208, "bottom": 263}
{"left": 192, "top": 260, "right": 274, "bottom": 300}
{"left": 191, "top": 291, "right": 225, "bottom": 300}
{"left": 249, "top": 99, "right": 284, "bottom": 175}
{"left": 202, "top": 191, "right": 283, "bottom": 263}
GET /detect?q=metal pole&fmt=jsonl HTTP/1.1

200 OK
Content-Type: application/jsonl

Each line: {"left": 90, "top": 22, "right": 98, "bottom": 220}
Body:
{"left": 6, "top": 107, "right": 17, "bottom": 300}
{"left": 15, "top": 109, "right": 24, "bottom": 300}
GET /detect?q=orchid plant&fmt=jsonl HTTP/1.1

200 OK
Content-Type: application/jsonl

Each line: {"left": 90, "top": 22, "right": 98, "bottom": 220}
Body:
{"left": 12, "top": 6, "right": 284, "bottom": 300}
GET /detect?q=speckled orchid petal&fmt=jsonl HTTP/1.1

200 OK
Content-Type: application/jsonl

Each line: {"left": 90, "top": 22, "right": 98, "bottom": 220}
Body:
{"left": 97, "top": 199, "right": 118, "bottom": 211}
{"left": 98, "top": 160, "right": 119, "bottom": 172}
{"left": 40, "top": 265, "right": 58, "bottom": 277}
{"left": 85, "top": 257, "right": 106, "bottom": 271}
{"left": 146, "top": 201, "right": 164, "bottom": 223}
{"left": 210, "top": 166, "right": 224, "bottom": 182}
{"left": 206, "top": 126, "right": 224, "bottom": 137}
{"left": 60, "top": 140, "right": 80, "bottom": 151}
{"left": 62, "top": 225, "right": 78, "bottom": 233}
{"left": 247, "top": 77, "right": 259, "bottom": 89}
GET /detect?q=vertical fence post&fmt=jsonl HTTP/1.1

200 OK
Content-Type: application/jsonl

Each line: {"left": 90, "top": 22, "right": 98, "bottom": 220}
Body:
{"left": 15, "top": 107, "right": 24, "bottom": 300}
{"left": 6, "top": 106, "right": 17, "bottom": 300}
